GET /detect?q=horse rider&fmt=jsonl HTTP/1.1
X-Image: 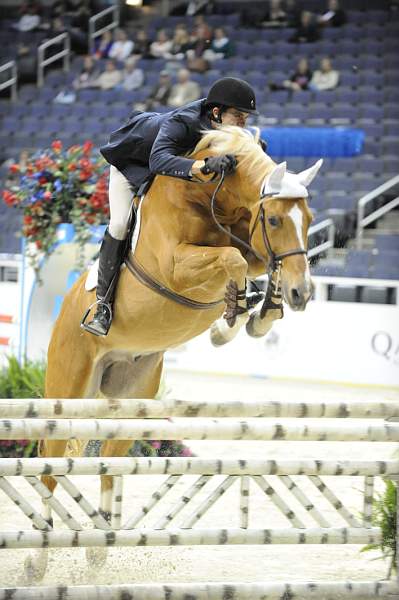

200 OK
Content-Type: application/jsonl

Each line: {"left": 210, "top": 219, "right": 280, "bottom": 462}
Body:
{"left": 82, "top": 77, "right": 260, "bottom": 337}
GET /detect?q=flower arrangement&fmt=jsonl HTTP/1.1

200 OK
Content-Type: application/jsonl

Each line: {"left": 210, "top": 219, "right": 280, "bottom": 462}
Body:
{"left": 2, "top": 140, "right": 109, "bottom": 276}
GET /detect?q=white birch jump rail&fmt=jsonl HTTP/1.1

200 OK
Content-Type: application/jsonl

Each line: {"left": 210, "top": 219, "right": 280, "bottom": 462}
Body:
{"left": 1, "top": 417, "right": 399, "bottom": 441}
{"left": 0, "top": 397, "right": 398, "bottom": 599}
{"left": 1, "top": 397, "right": 399, "bottom": 419}
{"left": 1, "top": 580, "right": 397, "bottom": 600}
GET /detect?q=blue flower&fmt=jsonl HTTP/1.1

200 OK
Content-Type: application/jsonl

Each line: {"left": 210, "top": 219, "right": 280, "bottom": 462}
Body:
{"left": 54, "top": 179, "right": 63, "bottom": 192}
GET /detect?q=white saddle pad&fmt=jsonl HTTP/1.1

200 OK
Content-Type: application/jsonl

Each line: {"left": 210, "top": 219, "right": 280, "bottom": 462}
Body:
{"left": 85, "top": 195, "right": 144, "bottom": 292}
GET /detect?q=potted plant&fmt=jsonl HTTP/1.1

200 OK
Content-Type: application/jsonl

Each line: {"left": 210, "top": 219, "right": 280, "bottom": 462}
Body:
{"left": 2, "top": 140, "right": 109, "bottom": 277}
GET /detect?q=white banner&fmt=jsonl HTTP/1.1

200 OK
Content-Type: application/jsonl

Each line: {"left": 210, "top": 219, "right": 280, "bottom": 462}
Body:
{"left": 166, "top": 301, "right": 399, "bottom": 387}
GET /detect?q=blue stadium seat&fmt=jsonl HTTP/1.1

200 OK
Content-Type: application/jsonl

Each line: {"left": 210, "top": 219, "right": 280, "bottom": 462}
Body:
{"left": 374, "top": 235, "right": 399, "bottom": 252}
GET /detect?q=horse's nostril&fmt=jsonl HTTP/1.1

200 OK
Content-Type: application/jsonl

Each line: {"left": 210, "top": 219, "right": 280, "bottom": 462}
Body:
{"left": 292, "top": 289, "right": 301, "bottom": 303}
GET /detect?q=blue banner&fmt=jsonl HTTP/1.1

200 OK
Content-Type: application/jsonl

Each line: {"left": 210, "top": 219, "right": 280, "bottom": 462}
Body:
{"left": 261, "top": 127, "right": 364, "bottom": 157}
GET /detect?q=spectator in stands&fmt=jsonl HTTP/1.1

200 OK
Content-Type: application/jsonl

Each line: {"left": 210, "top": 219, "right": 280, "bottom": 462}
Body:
{"left": 92, "top": 59, "right": 122, "bottom": 90}
{"left": 186, "top": 22, "right": 212, "bottom": 72}
{"left": 15, "top": 44, "right": 38, "bottom": 83}
{"left": 263, "top": 0, "right": 287, "bottom": 27}
{"left": 289, "top": 11, "right": 320, "bottom": 43}
{"left": 309, "top": 57, "right": 339, "bottom": 91}
{"left": 132, "top": 30, "right": 151, "bottom": 58}
{"left": 72, "top": 55, "right": 101, "bottom": 90}
{"left": 165, "top": 25, "right": 192, "bottom": 61}
{"left": 318, "top": 0, "right": 347, "bottom": 27}
{"left": 119, "top": 56, "right": 144, "bottom": 91}
{"left": 12, "top": 1, "right": 41, "bottom": 32}
{"left": 168, "top": 68, "right": 201, "bottom": 107}
{"left": 203, "top": 27, "right": 234, "bottom": 62}
{"left": 109, "top": 29, "right": 134, "bottom": 61}
{"left": 93, "top": 30, "right": 114, "bottom": 60}
{"left": 150, "top": 30, "right": 173, "bottom": 59}
{"left": 171, "top": 0, "right": 214, "bottom": 16}
{"left": 285, "top": 0, "right": 301, "bottom": 27}
{"left": 137, "top": 70, "right": 172, "bottom": 110}
{"left": 192, "top": 16, "right": 212, "bottom": 41}
{"left": 283, "top": 58, "right": 313, "bottom": 91}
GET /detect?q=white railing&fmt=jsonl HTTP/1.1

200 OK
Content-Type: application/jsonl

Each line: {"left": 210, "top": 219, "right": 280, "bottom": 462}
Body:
{"left": 312, "top": 275, "right": 399, "bottom": 304}
{"left": 0, "top": 61, "right": 17, "bottom": 101}
{"left": 88, "top": 5, "right": 120, "bottom": 55}
{"left": 356, "top": 174, "right": 399, "bottom": 249}
{"left": 37, "top": 33, "right": 70, "bottom": 87}
{"left": 307, "top": 218, "right": 335, "bottom": 258}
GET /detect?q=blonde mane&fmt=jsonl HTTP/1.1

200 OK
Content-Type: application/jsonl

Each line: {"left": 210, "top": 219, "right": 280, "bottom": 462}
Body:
{"left": 190, "top": 126, "right": 275, "bottom": 189}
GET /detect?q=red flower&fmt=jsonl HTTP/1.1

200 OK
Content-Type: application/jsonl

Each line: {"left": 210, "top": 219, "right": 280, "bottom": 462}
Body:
{"left": 68, "top": 163, "right": 77, "bottom": 171}
{"left": 79, "top": 171, "right": 90, "bottom": 181}
{"left": 79, "top": 158, "right": 92, "bottom": 170}
{"left": 83, "top": 140, "right": 94, "bottom": 155}
{"left": 51, "top": 140, "right": 63, "bottom": 153}
{"left": 35, "top": 240, "right": 42, "bottom": 249}
{"left": 43, "top": 191, "right": 52, "bottom": 201}
{"left": 39, "top": 176, "right": 47, "bottom": 184}
{"left": 9, "top": 163, "right": 20, "bottom": 174}
{"left": 2, "top": 190, "right": 18, "bottom": 206}
{"left": 24, "top": 215, "right": 33, "bottom": 224}
{"left": 86, "top": 216, "right": 95, "bottom": 224}
{"left": 26, "top": 164, "right": 34, "bottom": 175}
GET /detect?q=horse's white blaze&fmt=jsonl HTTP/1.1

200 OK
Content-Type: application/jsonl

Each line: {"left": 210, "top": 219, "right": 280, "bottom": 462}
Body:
{"left": 288, "top": 204, "right": 304, "bottom": 250}
{"left": 288, "top": 204, "right": 312, "bottom": 285}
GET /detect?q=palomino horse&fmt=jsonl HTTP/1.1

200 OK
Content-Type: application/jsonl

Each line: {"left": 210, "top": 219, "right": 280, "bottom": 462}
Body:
{"left": 26, "top": 126, "right": 321, "bottom": 579}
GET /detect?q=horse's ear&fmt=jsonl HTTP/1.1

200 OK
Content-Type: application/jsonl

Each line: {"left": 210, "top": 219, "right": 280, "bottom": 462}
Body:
{"left": 262, "top": 161, "right": 287, "bottom": 195}
{"left": 297, "top": 159, "right": 323, "bottom": 187}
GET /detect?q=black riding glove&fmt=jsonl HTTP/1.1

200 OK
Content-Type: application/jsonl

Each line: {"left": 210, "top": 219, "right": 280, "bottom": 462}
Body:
{"left": 259, "top": 138, "right": 267, "bottom": 153}
{"left": 200, "top": 154, "right": 237, "bottom": 175}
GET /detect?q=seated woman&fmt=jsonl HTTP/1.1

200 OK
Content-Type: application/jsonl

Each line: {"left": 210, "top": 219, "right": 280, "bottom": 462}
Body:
{"left": 203, "top": 27, "right": 234, "bottom": 62}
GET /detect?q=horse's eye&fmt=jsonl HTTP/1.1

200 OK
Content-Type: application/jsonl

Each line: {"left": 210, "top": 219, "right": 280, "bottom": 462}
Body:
{"left": 268, "top": 216, "right": 281, "bottom": 227}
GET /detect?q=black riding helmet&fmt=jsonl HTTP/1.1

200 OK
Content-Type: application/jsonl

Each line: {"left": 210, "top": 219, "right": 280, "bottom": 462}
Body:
{"left": 205, "top": 77, "right": 258, "bottom": 115}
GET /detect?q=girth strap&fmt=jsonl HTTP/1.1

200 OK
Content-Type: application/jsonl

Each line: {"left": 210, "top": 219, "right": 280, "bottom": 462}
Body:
{"left": 125, "top": 255, "right": 224, "bottom": 311}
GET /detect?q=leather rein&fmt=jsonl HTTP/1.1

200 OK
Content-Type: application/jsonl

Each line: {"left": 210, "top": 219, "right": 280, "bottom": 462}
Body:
{"left": 125, "top": 170, "right": 308, "bottom": 312}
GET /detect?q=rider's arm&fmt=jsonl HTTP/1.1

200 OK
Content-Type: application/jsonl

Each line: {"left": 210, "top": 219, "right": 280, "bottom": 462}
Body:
{"left": 149, "top": 116, "right": 205, "bottom": 179}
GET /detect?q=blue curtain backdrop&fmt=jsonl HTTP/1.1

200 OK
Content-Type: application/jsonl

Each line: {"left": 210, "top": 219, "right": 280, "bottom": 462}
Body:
{"left": 260, "top": 127, "right": 364, "bottom": 157}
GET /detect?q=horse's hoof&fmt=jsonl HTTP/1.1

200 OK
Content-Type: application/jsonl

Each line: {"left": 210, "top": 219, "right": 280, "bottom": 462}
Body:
{"left": 245, "top": 313, "right": 264, "bottom": 338}
{"left": 24, "top": 550, "right": 48, "bottom": 582}
{"left": 210, "top": 322, "right": 229, "bottom": 347}
{"left": 86, "top": 546, "right": 108, "bottom": 569}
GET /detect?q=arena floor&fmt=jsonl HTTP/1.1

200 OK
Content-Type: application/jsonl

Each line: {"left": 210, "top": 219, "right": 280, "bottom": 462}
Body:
{"left": 0, "top": 370, "right": 397, "bottom": 592}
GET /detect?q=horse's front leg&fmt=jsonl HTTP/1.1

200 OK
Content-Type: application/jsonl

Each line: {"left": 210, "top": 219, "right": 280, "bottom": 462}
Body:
{"left": 246, "top": 272, "right": 284, "bottom": 338}
{"left": 173, "top": 243, "right": 249, "bottom": 346}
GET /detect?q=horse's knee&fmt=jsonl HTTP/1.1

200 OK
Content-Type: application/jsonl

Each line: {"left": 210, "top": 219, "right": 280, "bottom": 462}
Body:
{"left": 220, "top": 248, "right": 248, "bottom": 280}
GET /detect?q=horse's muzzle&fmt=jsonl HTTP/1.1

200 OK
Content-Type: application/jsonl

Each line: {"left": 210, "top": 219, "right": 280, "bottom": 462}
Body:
{"left": 285, "top": 280, "right": 314, "bottom": 312}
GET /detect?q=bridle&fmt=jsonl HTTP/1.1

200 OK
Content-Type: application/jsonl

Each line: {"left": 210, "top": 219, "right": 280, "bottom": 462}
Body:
{"left": 124, "top": 169, "right": 308, "bottom": 317}
{"left": 210, "top": 171, "right": 308, "bottom": 315}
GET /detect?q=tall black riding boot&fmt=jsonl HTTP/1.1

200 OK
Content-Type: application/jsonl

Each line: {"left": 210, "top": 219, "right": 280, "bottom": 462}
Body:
{"left": 81, "top": 229, "right": 126, "bottom": 337}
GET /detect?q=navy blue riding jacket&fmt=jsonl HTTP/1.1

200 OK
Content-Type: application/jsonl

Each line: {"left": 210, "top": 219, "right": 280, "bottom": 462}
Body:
{"left": 100, "top": 99, "right": 212, "bottom": 191}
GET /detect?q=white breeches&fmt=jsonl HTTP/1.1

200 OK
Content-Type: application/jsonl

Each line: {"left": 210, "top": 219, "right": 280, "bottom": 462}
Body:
{"left": 108, "top": 165, "right": 135, "bottom": 240}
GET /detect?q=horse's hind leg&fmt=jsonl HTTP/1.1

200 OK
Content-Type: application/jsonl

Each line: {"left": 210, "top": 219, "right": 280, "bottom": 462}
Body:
{"left": 24, "top": 439, "right": 68, "bottom": 582}
{"left": 86, "top": 352, "right": 164, "bottom": 569}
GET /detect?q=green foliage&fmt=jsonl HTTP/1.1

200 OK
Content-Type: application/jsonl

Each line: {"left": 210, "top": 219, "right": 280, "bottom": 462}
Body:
{"left": 0, "top": 356, "right": 45, "bottom": 457}
{"left": 0, "top": 355, "right": 45, "bottom": 399}
{"left": 361, "top": 479, "right": 397, "bottom": 575}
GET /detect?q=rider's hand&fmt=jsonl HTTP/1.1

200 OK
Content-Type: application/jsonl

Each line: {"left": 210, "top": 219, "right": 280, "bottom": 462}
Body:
{"left": 200, "top": 154, "right": 237, "bottom": 175}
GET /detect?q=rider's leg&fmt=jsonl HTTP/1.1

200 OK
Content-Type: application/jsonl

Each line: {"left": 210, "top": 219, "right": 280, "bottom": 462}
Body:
{"left": 83, "top": 166, "right": 134, "bottom": 337}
